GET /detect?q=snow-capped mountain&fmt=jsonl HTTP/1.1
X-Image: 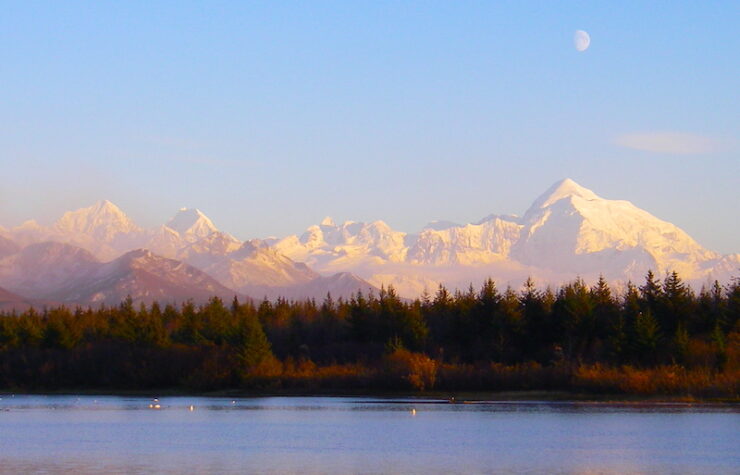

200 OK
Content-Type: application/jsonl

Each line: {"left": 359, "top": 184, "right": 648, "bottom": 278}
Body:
{"left": 271, "top": 218, "right": 409, "bottom": 271}
{"left": 269, "top": 179, "right": 738, "bottom": 296}
{"left": 143, "top": 225, "right": 186, "bottom": 259}
{"left": 174, "top": 231, "right": 242, "bottom": 268}
{"left": 8, "top": 220, "right": 55, "bottom": 248}
{"left": 54, "top": 200, "right": 141, "bottom": 241}
{"left": 1, "top": 206, "right": 374, "bottom": 304}
{"left": 510, "top": 179, "right": 720, "bottom": 280}
{"left": 4, "top": 201, "right": 146, "bottom": 260}
{"left": 166, "top": 208, "right": 219, "bottom": 243}
{"left": 1, "top": 178, "right": 736, "bottom": 305}
{"left": 52, "top": 200, "right": 145, "bottom": 259}
{"left": 202, "top": 239, "right": 319, "bottom": 293}
{"left": 407, "top": 215, "right": 523, "bottom": 265}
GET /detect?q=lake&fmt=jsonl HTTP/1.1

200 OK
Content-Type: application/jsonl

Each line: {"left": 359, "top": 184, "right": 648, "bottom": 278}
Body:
{"left": 0, "top": 395, "right": 737, "bottom": 474}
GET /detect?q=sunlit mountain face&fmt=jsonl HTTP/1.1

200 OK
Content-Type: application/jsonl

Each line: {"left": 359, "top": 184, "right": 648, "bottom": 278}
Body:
{"left": 0, "top": 179, "right": 736, "bottom": 304}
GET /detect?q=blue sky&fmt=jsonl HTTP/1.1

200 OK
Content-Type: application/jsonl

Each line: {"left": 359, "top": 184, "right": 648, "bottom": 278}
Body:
{"left": 1, "top": 1, "right": 738, "bottom": 253}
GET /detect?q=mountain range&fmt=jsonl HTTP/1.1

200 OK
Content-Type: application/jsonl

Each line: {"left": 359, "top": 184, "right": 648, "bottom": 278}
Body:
{"left": 0, "top": 179, "right": 736, "bottom": 307}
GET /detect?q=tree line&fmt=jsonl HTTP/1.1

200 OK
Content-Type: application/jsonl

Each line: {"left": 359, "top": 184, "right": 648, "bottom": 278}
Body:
{"left": 0, "top": 271, "right": 737, "bottom": 397}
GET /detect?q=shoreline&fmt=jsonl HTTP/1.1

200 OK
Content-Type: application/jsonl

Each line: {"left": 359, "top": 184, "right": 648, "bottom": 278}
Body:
{"left": 2, "top": 388, "right": 738, "bottom": 405}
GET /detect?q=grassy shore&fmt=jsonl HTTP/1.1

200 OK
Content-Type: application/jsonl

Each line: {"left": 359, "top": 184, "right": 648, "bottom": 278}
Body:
{"left": 4, "top": 360, "right": 737, "bottom": 404}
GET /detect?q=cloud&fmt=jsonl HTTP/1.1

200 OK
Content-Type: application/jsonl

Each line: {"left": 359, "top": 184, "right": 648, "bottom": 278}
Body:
{"left": 614, "top": 131, "right": 723, "bottom": 155}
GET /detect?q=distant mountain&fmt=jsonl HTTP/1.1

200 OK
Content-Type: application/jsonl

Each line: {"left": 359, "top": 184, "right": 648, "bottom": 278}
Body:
{"left": 43, "top": 249, "right": 243, "bottom": 306}
{"left": 143, "top": 225, "right": 186, "bottom": 259}
{"left": 509, "top": 178, "right": 720, "bottom": 280}
{"left": 201, "top": 239, "right": 319, "bottom": 293}
{"left": 0, "top": 286, "right": 36, "bottom": 312}
{"left": 246, "top": 272, "right": 379, "bottom": 301}
{"left": 176, "top": 232, "right": 242, "bottom": 267}
{"left": 53, "top": 200, "right": 146, "bottom": 259}
{"left": 8, "top": 220, "right": 53, "bottom": 248}
{"left": 3, "top": 201, "right": 145, "bottom": 260}
{"left": 166, "top": 208, "right": 219, "bottom": 243}
{"left": 0, "top": 235, "right": 20, "bottom": 259}
{"left": 1, "top": 179, "right": 737, "bottom": 302}
{"left": 271, "top": 179, "right": 738, "bottom": 296}
{"left": 0, "top": 242, "right": 100, "bottom": 299}
{"left": 408, "top": 215, "right": 523, "bottom": 265}
{"left": 54, "top": 200, "right": 141, "bottom": 241}
{"left": 1, "top": 205, "right": 362, "bottom": 304}
{"left": 287, "top": 272, "right": 378, "bottom": 301}
{"left": 272, "top": 219, "right": 409, "bottom": 271}
{"left": 0, "top": 243, "right": 243, "bottom": 306}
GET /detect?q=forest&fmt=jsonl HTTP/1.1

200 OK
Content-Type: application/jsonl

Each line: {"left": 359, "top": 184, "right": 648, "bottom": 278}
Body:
{"left": 0, "top": 271, "right": 737, "bottom": 399}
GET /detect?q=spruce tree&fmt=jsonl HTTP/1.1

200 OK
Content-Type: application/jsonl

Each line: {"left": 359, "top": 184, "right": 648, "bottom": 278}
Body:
{"left": 235, "top": 312, "right": 273, "bottom": 371}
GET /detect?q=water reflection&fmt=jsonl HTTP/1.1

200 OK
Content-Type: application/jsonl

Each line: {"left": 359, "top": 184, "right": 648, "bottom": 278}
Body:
{"left": 0, "top": 395, "right": 737, "bottom": 474}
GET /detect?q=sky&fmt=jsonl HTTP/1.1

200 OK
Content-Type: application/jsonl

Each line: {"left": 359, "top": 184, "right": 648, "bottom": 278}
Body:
{"left": 1, "top": 1, "right": 738, "bottom": 253}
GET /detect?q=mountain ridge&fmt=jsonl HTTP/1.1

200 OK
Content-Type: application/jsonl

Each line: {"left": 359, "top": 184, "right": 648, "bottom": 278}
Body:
{"left": 1, "top": 179, "right": 737, "bottom": 302}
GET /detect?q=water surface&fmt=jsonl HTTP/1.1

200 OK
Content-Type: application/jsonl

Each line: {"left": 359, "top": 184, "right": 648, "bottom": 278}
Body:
{"left": 0, "top": 395, "right": 737, "bottom": 474}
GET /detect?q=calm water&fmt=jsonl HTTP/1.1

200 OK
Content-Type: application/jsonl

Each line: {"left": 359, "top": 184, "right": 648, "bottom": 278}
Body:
{"left": 0, "top": 395, "right": 737, "bottom": 474}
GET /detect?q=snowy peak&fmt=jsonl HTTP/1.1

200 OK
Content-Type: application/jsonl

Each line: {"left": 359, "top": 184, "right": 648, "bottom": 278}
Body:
{"left": 54, "top": 200, "right": 140, "bottom": 240}
{"left": 528, "top": 178, "right": 600, "bottom": 213}
{"left": 512, "top": 178, "right": 717, "bottom": 279}
{"left": 201, "top": 239, "right": 319, "bottom": 292}
{"left": 0, "top": 179, "right": 735, "bottom": 304}
{"left": 166, "top": 208, "right": 218, "bottom": 241}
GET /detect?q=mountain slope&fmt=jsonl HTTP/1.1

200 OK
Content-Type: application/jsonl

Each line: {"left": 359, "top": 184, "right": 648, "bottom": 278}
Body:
{"left": 45, "top": 249, "right": 244, "bottom": 306}
{"left": 176, "top": 231, "right": 243, "bottom": 268}
{"left": 247, "top": 272, "right": 379, "bottom": 301}
{"left": 0, "top": 286, "right": 36, "bottom": 311}
{"left": 0, "top": 242, "right": 101, "bottom": 299}
{"left": 202, "top": 240, "right": 319, "bottom": 293}
{"left": 408, "top": 216, "right": 522, "bottom": 265}
{"left": 287, "top": 272, "right": 379, "bottom": 301}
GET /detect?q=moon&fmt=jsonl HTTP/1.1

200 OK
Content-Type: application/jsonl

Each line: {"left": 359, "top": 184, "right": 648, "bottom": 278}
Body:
{"left": 574, "top": 30, "right": 590, "bottom": 52}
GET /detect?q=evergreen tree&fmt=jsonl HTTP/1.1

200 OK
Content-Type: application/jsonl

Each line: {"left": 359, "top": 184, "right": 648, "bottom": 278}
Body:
{"left": 639, "top": 271, "right": 662, "bottom": 316}
{"left": 633, "top": 310, "right": 660, "bottom": 365}
{"left": 235, "top": 310, "right": 273, "bottom": 372}
{"left": 591, "top": 276, "right": 619, "bottom": 357}
{"left": 661, "top": 271, "right": 694, "bottom": 333}
{"left": 521, "top": 278, "right": 554, "bottom": 362}
{"left": 554, "top": 279, "right": 595, "bottom": 362}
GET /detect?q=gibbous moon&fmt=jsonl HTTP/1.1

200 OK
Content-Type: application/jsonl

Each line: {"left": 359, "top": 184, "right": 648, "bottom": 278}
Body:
{"left": 574, "top": 30, "right": 590, "bottom": 52}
